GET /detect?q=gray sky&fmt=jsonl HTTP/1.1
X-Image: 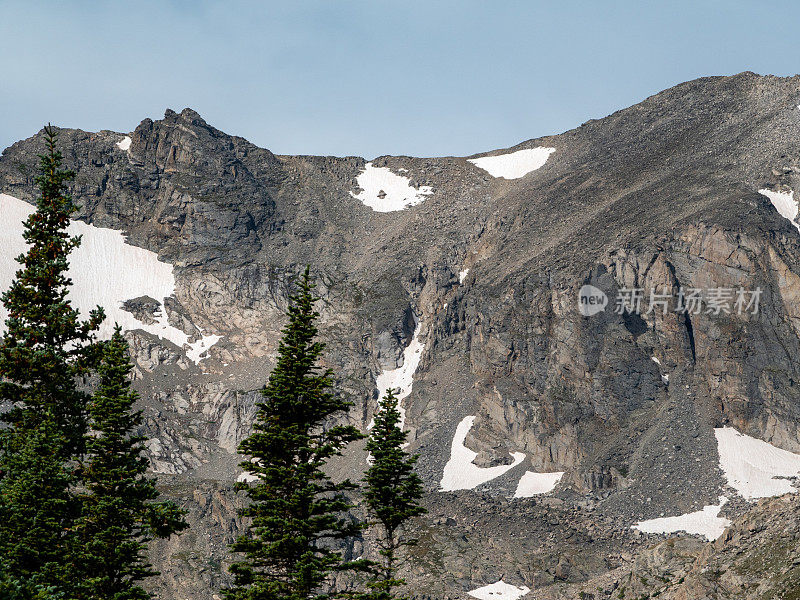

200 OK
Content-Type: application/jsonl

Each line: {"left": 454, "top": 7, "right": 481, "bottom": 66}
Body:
{"left": 2, "top": 0, "right": 799, "bottom": 158}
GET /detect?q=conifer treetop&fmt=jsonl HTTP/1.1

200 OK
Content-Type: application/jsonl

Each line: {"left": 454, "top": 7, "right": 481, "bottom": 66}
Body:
{"left": 0, "top": 124, "right": 104, "bottom": 398}
{"left": 362, "top": 388, "right": 426, "bottom": 600}
{"left": 226, "top": 266, "right": 365, "bottom": 600}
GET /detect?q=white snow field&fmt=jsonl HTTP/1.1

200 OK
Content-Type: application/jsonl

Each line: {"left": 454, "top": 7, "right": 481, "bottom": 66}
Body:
{"left": 632, "top": 497, "right": 730, "bottom": 541}
{"left": 0, "top": 193, "right": 220, "bottom": 363}
{"left": 715, "top": 427, "right": 800, "bottom": 500}
{"left": 467, "top": 580, "right": 531, "bottom": 600}
{"left": 468, "top": 147, "right": 555, "bottom": 179}
{"left": 759, "top": 188, "right": 800, "bottom": 232}
{"left": 513, "top": 470, "right": 564, "bottom": 497}
{"left": 459, "top": 268, "right": 470, "bottom": 284}
{"left": 374, "top": 322, "right": 424, "bottom": 431}
{"left": 116, "top": 136, "right": 132, "bottom": 151}
{"left": 350, "top": 163, "right": 433, "bottom": 212}
{"left": 440, "top": 416, "right": 525, "bottom": 491}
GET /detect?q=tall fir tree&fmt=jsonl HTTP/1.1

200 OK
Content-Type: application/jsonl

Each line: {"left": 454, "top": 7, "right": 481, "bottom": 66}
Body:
{"left": 0, "top": 125, "right": 104, "bottom": 598}
{"left": 362, "top": 389, "right": 426, "bottom": 600}
{"left": 73, "top": 326, "right": 188, "bottom": 600}
{"left": 225, "top": 267, "right": 365, "bottom": 600}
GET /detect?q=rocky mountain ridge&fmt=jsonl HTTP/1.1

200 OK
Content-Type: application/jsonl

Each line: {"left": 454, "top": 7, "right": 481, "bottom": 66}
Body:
{"left": 3, "top": 71, "right": 800, "bottom": 599}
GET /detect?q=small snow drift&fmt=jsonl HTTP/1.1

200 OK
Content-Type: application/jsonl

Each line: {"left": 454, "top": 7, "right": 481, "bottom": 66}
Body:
{"left": 0, "top": 193, "right": 220, "bottom": 364}
{"left": 468, "top": 580, "right": 530, "bottom": 600}
{"left": 236, "top": 471, "right": 259, "bottom": 483}
{"left": 440, "top": 416, "right": 525, "bottom": 492}
{"left": 374, "top": 322, "right": 424, "bottom": 430}
{"left": 350, "top": 163, "right": 432, "bottom": 212}
{"left": 468, "top": 147, "right": 555, "bottom": 179}
{"left": 632, "top": 497, "right": 730, "bottom": 542}
{"left": 759, "top": 188, "right": 800, "bottom": 232}
{"left": 513, "top": 470, "right": 564, "bottom": 497}
{"left": 459, "top": 268, "right": 470, "bottom": 284}
{"left": 116, "top": 136, "right": 132, "bottom": 151}
{"left": 650, "top": 357, "right": 669, "bottom": 384}
{"left": 187, "top": 334, "right": 223, "bottom": 364}
{"left": 715, "top": 427, "right": 800, "bottom": 500}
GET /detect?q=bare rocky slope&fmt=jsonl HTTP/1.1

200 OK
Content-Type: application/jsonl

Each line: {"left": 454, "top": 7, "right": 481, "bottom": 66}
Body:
{"left": 3, "top": 71, "right": 800, "bottom": 599}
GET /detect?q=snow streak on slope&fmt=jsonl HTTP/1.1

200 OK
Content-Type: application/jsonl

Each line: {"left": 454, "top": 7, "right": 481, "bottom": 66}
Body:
{"left": 116, "top": 136, "right": 132, "bottom": 151}
{"left": 459, "top": 268, "right": 470, "bottom": 284}
{"left": 651, "top": 357, "right": 669, "bottom": 384}
{"left": 440, "top": 416, "right": 525, "bottom": 491}
{"left": 759, "top": 188, "right": 800, "bottom": 232}
{"left": 468, "top": 580, "right": 530, "bottom": 600}
{"left": 186, "top": 333, "right": 222, "bottom": 364}
{"left": 374, "top": 322, "right": 424, "bottom": 431}
{"left": 350, "top": 163, "right": 432, "bottom": 212}
{"left": 468, "top": 147, "right": 555, "bottom": 179}
{"left": 715, "top": 427, "right": 800, "bottom": 500}
{"left": 513, "top": 470, "right": 564, "bottom": 497}
{"left": 0, "top": 193, "right": 220, "bottom": 363}
{"left": 632, "top": 497, "right": 730, "bottom": 541}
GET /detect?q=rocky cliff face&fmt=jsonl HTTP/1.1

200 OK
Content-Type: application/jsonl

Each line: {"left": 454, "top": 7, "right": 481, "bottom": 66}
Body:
{"left": 3, "top": 71, "right": 800, "bottom": 599}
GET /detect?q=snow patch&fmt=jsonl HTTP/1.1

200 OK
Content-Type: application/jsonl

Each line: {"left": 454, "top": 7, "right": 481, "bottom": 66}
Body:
{"left": 632, "top": 497, "right": 730, "bottom": 541}
{"left": 459, "top": 268, "right": 470, "bottom": 284}
{"left": 350, "top": 163, "right": 432, "bottom": 212}
{"left": 187, "top": 334, "right": 223, "bottom": 364}
{"left": 468, "top": 147, "right": 555, "bottom": 179}
{"left": 237, "top": 458, "right": 262, "bottom": 483}
{"left": 0, "top": 193, "right": 220, "bottom": 364}
{"left": 759, "top": 188, "right": 800, "bottom": 232}
{"left": 715, "top": 427, "right": 800, "bottom": 500}
{"left": 468, "top": 580, "right": 530, "bottom": 600}
{"left": 650, "top": 357, "right": 669, "bottom": 384}
{"left": 440, "top": 416, "right": 525, "bottom": 491}
{"left": 116, "top": 136, "right": 132, "bottom": 151}
{"left": 513, "top": 470, "right": 564, "bottom": 497}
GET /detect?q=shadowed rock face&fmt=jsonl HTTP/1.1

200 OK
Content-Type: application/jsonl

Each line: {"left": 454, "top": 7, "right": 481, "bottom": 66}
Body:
{"left": 4, "top": 72, "right": 800, "bottom": 599}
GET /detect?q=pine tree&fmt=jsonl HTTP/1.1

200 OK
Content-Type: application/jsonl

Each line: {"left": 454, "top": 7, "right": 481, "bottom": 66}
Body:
{"left": 225, "top": 267, "right": 365, "bottom": 600}
{"left": 73, "top": 326, "right": 188, "bottom": 600}
{"left": 0, "top": 125, "right": 104, "bottom": 597}
{"left": 362, "top": 389, "right": 426, "bottom": 600}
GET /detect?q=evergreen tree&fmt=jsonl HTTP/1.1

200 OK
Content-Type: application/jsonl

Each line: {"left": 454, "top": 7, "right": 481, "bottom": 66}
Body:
{"left": 74, "top": 326, "right": 188, "bottom": 600}
{"left": 0, "top": 125, "right": 104, "bottom": 597}
{"left": 225, "top": 267, "right": 365, "bottom": 600}
{"left": 362, "top": 389, "right": 426, "bottom": 600}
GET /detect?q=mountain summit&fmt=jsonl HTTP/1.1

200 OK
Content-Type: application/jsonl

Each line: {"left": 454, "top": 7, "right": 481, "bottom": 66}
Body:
{"left": 3, "top": 72, "right": 800, "bottom": 599}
